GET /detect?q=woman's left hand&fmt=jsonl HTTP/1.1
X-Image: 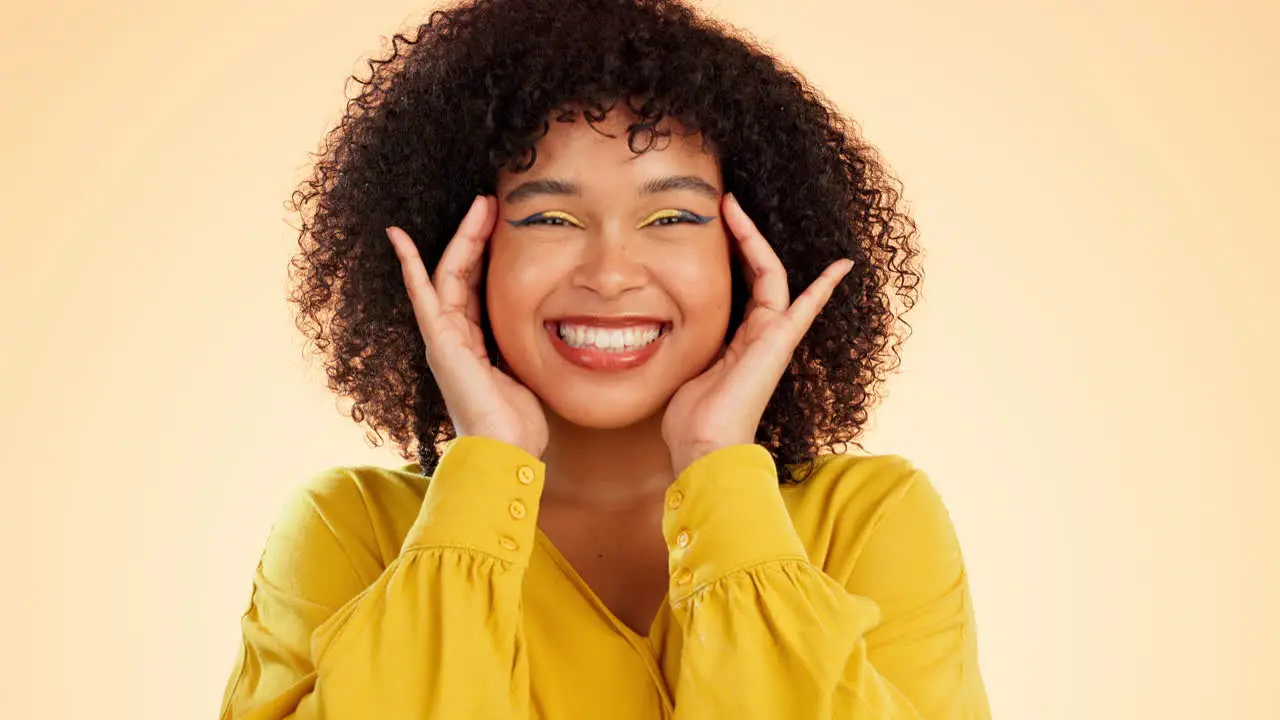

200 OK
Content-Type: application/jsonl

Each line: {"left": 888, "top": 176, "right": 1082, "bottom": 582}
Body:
{"left": 662, "top": 193, "right": 853, "bottom": 476}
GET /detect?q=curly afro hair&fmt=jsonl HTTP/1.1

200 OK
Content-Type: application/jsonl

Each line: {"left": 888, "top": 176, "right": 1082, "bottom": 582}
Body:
{"left": 288, "top": 0, "right": 921, "bottom": 482}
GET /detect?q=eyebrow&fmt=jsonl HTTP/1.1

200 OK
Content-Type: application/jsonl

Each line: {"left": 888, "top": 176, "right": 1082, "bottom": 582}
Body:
{"left": 640, "top": 175, "right": 722, "bottom": 200}
{"left": 502, "top": 174, "right": 722, "bottom": 204}
{"left": 502, "top": 178, "right": 579, "bottom": 205}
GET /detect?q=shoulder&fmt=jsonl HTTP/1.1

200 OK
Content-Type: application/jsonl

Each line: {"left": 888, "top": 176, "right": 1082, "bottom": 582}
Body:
{"left": 780, "top": 452, "right": 926, "bottom": 541}
{"left": 291, "top": 462, "right": 429, "bottom": 525}
{"left": 262, "top": 462, "right": 429, "bottom": 585}
{"left": 782, "top": 453, "right": 964, "bottom": 585}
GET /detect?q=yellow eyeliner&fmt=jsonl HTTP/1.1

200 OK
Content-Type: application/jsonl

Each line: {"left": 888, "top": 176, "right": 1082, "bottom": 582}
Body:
{"left": 637, "top": 208, "right": 684, "bottom": 228}
{"left": 509, "top": 208, "right": 714, "bottom": 229}
{"left": 539, "top": 210, "right": 586, "bottom": 228}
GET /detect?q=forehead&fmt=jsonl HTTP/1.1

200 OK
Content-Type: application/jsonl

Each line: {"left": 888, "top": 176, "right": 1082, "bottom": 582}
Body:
{"left": 496, "top": 111, "right": 720, "bottom": 189}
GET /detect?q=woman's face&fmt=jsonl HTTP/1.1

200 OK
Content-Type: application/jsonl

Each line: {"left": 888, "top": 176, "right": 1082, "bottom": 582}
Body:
{"left": 487, "top": 112, "right": 733, "bottom": 429}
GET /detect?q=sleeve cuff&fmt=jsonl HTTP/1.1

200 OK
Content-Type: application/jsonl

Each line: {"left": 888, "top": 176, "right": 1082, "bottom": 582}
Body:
{"left": 402, "top": 436, "right": 546, "bottom": 566}
{"left": 662, "top": 444, "right": 808, "bottom": 602}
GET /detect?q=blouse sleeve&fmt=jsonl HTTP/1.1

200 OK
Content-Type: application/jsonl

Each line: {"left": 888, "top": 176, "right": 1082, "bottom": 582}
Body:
{"left": 662, "top": 445, "right": 990, "bottom": 719}
{"left": 218, "top": 437, "right": 546, "bottom": 720}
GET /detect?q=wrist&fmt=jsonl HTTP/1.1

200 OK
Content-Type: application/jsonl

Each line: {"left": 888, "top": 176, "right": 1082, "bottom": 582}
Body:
{"left": 453, "top": 420, "right": 545, "bottom": 459}
{"left": 669, "top": 440, "right": 745, "bottom": 477}
{"left": 484, "top": 433, "right": 545, "bottom": 460}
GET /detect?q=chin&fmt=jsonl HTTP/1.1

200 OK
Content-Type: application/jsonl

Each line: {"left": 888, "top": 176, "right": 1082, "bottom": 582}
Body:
{"left": 540, "top": 386, "right": 673, "bottom": 431}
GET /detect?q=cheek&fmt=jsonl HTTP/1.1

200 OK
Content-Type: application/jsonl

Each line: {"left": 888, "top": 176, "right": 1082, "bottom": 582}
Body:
{"left": 485, "top": 236, "right": 570, "bottom": 347}
{"left": 661, "top": 240, "right": 734, "bottom": 330}
{"left": 484, "top": 239, "right": 535, "bottom": 344}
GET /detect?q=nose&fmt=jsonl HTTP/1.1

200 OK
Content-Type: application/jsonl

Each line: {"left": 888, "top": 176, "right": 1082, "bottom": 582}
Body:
{"left": 571, "top": 229, "right": 648, "bottom": 299}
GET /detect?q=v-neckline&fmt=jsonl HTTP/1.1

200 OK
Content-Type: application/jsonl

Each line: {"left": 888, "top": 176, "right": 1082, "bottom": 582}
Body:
{"left": 533, "top": 526, "right": 678, "bottom": 714}
{"left": 533, "top": 526, "right": 670, "bottom": 643}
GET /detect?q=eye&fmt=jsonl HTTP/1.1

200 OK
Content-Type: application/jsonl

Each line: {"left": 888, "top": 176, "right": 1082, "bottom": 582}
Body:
{"left": 508, "top": 210, "right": 585, "bottom": 228}
{"left": 638, "top": 209, "right": 717, "bottom": 228}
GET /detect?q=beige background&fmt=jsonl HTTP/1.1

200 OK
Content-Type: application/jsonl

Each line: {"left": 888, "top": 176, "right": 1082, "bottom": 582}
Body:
{"left": 2, "top": 0, "right": 1276, "bottom": 717}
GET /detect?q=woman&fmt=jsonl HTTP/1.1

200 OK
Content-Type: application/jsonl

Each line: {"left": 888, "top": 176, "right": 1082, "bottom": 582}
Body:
{"left": 220, "top": 0, "right": 990, "bottom": 717}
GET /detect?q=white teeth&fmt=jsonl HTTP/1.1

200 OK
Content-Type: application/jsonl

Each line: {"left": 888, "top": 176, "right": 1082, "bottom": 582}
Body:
{"left": 557, "top": 323, "right": 663, "bottom": 352}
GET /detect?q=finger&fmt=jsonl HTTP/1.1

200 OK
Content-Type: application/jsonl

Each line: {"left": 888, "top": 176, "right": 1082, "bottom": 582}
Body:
{"left": 784, "top": 259, "right": 854, "bottom": 338}
{"left": 460, "top": 196, "right": 496, "bottom": 326}
{"left": 386, "top": 225, "right": 442, "bottom": 332}
{"left": 723, "top": 193, "right": 789, "bottom": 312}
{"left": 728, "top": 260, "right": 852, "bottom": 395}
{"left": 433, "top": 195, "right": 497, "bottom": 315}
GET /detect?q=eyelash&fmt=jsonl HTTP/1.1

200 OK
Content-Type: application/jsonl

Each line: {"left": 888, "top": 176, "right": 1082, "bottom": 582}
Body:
{"left": 511, "top": 210, "right": 712, "bottom": 228}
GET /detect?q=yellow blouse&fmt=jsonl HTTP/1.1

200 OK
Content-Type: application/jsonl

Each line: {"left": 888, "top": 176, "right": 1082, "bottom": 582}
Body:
{"left": 220, "top": 437, "right": 990, "bottom": 719}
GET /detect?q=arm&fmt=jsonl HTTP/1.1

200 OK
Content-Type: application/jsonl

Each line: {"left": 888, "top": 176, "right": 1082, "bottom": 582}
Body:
{"left": 663, "top": 445, "right": 989, "bottom": 719}
{"left": 219, "top": 437, "right": 545, "bottom": 719}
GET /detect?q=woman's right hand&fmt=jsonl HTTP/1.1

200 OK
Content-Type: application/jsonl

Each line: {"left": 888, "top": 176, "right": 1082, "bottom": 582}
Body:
{"left": 386, "top": 195, "right": 548, "bottom": 458}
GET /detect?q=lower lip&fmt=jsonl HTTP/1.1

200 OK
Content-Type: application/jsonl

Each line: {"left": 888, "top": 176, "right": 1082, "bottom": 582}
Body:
{"left": 547, "top": 324, "right": 667, "bottom": 372}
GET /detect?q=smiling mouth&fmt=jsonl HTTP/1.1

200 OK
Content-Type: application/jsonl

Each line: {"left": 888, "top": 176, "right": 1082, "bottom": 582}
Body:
{"left": 551, "top": 321, "right": 669, "bottom": 353}
{"left": 543, "top": 318, "right": 672, "bottom": 371}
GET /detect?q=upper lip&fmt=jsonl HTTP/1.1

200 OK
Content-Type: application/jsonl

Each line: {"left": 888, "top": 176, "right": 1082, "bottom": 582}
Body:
{"left": 548, "top": 316, "right": 670, "bottom": 328}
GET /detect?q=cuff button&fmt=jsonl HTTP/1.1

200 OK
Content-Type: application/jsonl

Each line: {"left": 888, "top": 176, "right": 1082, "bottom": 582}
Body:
{"left": 667, "top": 489, "right": 684, "bottom": 510}
{"left": 517, "top": 466, "right": 536, "bottom": 485}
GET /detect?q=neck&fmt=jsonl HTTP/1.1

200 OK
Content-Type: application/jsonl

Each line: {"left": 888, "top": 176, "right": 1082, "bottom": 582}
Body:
{"left": 540, "top": 409, "right": 675, "bottom": 509}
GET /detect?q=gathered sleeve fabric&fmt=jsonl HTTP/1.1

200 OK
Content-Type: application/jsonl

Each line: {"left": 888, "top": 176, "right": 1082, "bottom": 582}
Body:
{"left": 661, "top": 445, "right": 990, "bottom": 719}
{"left": 219, "top": 437, "right": 546, "bottom": 720}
